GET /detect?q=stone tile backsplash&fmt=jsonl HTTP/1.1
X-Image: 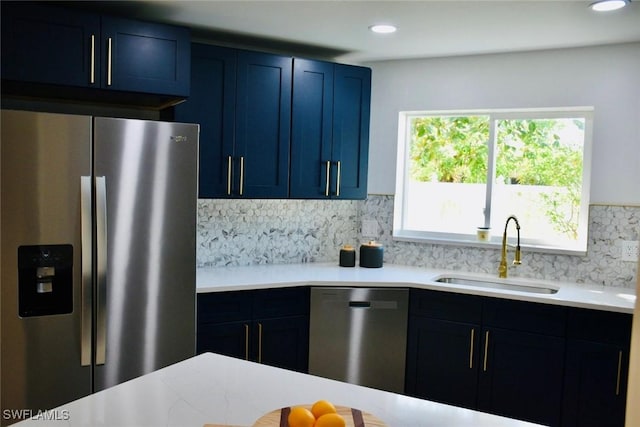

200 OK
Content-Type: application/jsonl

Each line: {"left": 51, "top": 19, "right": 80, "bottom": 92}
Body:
{"left": 197, "top": 199, "right": 359, "bottom": 267}
{"left": 360, "top": 196, "right": 639, "bottom": 288}
{"left": 197, "top": 196, "right": 639, "bottom": 288}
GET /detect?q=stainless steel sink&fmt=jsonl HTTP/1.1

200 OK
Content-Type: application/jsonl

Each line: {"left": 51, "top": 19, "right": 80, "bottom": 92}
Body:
{"left": 435, "top": 276, "right": 558, "bottom": 294}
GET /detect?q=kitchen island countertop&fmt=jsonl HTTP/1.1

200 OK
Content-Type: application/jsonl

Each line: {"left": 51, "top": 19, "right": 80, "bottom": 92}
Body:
{"left": 197, "top": 262, "right": 635, "bottom": 313}
{"left": 13, "top": 352, "right": 543, "bottom": 427}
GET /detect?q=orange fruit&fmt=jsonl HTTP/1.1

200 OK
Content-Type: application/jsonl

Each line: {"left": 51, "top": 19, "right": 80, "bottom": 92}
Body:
{"left": 287, "top": 406, "right": 315, "bottom": 427}
{"left": 311, "top": 400, "right": 337, "bottom": 419}
{"left": 314, "top": 413, "right": 346, "bottom": 427}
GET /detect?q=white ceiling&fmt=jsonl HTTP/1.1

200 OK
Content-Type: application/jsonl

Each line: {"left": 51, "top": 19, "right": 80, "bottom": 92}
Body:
{"left": 91, "top": 0, "right": 640, "bottom": 63}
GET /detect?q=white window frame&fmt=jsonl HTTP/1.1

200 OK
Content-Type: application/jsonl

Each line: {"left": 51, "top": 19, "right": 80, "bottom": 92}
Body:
{"left": 393, "top": 107, "right": 594, "bottom": 256}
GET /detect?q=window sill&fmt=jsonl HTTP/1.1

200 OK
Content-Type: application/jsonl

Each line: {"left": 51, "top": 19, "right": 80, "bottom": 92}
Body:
{"left": 392, "top": 230, "right": 588, "bottom": 257}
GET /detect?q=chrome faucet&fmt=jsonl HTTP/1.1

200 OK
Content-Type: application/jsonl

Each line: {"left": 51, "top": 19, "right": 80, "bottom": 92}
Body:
{"left": 498, "top": 215, "right": 522, "bottom": 278}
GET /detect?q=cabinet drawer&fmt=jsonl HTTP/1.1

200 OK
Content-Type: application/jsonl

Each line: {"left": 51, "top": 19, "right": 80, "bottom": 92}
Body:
{"left": 252, "top": 287, "right": 309, "bottom": 318}
{"left": 410, "top": 289, "right": 482, "bottom": 323}
{"left": 197, "top": 291, "right": 252, "bottom": 324}
{"left": 483, "top": 298, "right": 566, "bottom": 336}
{"left": 567, "top": 307, "right": 632, "bottom": 345}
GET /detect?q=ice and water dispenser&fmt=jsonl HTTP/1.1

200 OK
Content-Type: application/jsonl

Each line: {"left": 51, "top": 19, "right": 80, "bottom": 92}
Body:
{"left": 18, "top": 245, "right": 73, "bottom": 317}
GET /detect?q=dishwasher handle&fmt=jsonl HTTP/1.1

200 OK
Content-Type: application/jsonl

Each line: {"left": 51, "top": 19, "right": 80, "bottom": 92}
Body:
{"left": 349, "top": 301, "right": 371, "bottom": 308}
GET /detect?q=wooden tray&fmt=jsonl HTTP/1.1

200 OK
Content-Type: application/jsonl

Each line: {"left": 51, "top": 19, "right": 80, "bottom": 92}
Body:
{"left": 252, "top": 405, "right": 387, "bottom": 427}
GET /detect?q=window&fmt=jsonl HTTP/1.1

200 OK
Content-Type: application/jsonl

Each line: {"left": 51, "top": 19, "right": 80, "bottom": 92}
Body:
{"left": 394, "top": 108, "right": 593, "bottom": 254}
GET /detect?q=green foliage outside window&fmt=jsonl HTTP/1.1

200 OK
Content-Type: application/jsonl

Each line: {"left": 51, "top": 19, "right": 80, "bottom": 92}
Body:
{"left": 410, "top": 116, "right": 489, "bottom": 183}
{"left": 409, "top": 115, "right": 584, "bottom": 239}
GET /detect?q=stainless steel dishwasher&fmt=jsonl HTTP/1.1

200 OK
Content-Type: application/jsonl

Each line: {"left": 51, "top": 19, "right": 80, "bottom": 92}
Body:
{"left": 308, "top": 287, "right": 409, "bottom": 393}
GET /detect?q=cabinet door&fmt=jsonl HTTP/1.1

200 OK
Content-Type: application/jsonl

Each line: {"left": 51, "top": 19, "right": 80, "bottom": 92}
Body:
{"left": 197, "top": 321, "right": 250, "bottom": 360}
{"left": 563, "top": 307, "right": 632, "bottom": 427}
{"left": 331, "top": 65, "right": 371, "bottom": 199}
{"left": 235, "top": 51, "right": 292, "bottom": 198}
{"left": 478, "top": 328, "right": 565, "bottom": 426}
{"left": 175, "top": 44, "right": 236, "bottom": 198}
{"left": 254, "top": 316, "right": 309, "bottom": 373}
{"left": 101, "top": 16, "right": 190, "bottom": 96}
{"left": 405, "top": 316, "right": 480, "bottom": 409}
{"left": 1, "top": 3, "right": 100, "bottom": 87}
{"left": 562, "top": 340, "right": 628, "bottom": 427}
{"left": 290, "top": 59, "right": 334, "bottom": 198}
{"left": 196, "top": 292, "right": 252, "bottom": 359}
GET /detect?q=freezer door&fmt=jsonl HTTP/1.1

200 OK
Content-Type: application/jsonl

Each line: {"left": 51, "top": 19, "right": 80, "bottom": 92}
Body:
{"left": 1, "top": 110, "right": 93, "bottom": 423}
{"left": 93, "top": 117, "right": 198, "bottom": 390}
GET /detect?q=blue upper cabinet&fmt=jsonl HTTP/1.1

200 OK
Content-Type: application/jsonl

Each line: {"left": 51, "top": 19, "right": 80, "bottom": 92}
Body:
{"left": 176, "top": 45, "right": 292, "bottom": 198}
{"left": 1, "top": 2, "right": 190, "bottom": 101}
{"left": 174, "top": 44, "right": 236, "bottom": 198}
{"left": 290, "top": 59, "right": 335, "bottom": 198}
{"left": 332, "top": 65, "right": 371, "bottom": 199}
{"left": 101, "top": 17, "right": 190, "bottom": 96}
{"left": 1, "top": 3, "right": 100, "bottom": 87}
{"left": 290, "top": 59, "right": 371, "bottom": 199}
{"left": 235, "top": 51, "right": 292, "bottom": 198}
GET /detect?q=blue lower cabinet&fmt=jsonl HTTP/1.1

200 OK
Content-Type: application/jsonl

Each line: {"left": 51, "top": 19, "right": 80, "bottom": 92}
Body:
{"left": 197, "top": 288, "right": 309, "bottom": 373}
{"left": 253, "top": 316, "right": 309, "bottom": 372}
{"left": 197, "top": 321, "right": 250, "bottom": 360}
{"left": 561, "top": 308, "right": 632, "bottom": 427}
{"left": 407, "top": 290, "right": 568, "bottom": 426}
{"left": 405, "top": 316, "right": 480, "bottom": 409}
{"left": 477, "top": 328, "right": 565, "bottom": 426}
{"left": 407, "top": 291, "right": 633, "bottom": 426}
{"left": 198, "top": 286, "right": 630, "bottom": 426}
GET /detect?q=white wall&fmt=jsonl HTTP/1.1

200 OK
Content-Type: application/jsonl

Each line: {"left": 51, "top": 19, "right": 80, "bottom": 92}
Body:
{"left": 364, "top": 43, "right": 640, "bottom": 205}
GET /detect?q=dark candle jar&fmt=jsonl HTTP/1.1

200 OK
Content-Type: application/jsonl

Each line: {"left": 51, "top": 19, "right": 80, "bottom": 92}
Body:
{"left": 339, "top": 245, "right": 356, "bottom": 267}
{"left": 359, "top": 241, "right": 384, "bottom": 268}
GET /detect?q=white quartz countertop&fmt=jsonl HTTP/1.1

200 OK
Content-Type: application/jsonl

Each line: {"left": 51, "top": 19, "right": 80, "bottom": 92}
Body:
{"left": 15, "top": 352, "right": 543, "bottom": 427}
{"left": 197, "top": 263, "right": 635, "bottom": 314}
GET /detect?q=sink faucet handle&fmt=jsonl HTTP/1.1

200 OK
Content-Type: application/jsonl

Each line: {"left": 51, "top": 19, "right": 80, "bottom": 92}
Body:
{"left": 513, "top": 246, "right": 522, "bottom": 265}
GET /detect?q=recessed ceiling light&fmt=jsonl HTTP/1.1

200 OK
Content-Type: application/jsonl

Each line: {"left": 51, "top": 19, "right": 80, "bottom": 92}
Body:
{"left": 590, "top": 0, "right": 629, "bottom": 11}
{"left": 369, "top": 24, "right": 397, "bottom": 34}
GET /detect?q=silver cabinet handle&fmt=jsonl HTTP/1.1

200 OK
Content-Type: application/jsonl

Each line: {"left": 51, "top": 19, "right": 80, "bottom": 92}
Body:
{"left": 90, "top": 35, "right": 96, "bottom": 84}
{"left": 80, "top": 177, "right": 93, "bottom": 366}
{"left": 239, "top": 156, "right": 245, "bottom": 196}
{"left": 107, "top": 37, "right": 113, "bottom": 86}
{"left": 336, "top": 160, "right": 341, "bottom": 197}
{"left": 325, "top": 161, "right": 331, "bottom": 197}
{"left": 95, "top": 176, "right": 108, "bottom": 365}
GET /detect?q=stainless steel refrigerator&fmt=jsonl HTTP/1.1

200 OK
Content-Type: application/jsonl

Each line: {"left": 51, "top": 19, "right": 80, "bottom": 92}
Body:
{"left": 1, "top": 110, "right": 199, "bottom": 425}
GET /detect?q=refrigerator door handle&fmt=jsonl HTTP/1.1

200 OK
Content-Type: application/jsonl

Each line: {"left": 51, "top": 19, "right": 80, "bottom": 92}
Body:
{"left": 95, "top": 176, "right": 108, "bottom": 365}
{"left": 80, "top": 177, "right": 93, "bottom": 366}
